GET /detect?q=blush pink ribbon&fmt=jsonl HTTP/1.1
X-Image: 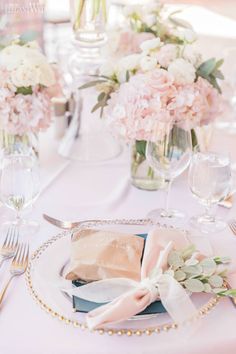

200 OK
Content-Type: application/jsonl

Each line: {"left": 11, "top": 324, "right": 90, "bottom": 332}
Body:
{"left": 65, "top": 227, "right": 198, "bottom": 330}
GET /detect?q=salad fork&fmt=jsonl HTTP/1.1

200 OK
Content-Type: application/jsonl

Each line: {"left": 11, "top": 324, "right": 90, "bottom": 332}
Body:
{"left": 228, "top": 220, "right": 236, "bottom": 236}
{"left": 0, "top": 243, "right": 29, "bottom": 306}
{"left": 0, "top": 226, "right": 19, "bottom": 268}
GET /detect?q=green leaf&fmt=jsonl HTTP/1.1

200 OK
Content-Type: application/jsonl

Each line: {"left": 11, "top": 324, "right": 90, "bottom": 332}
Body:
{"left": 126, "top": 70, "right": 130, "bottom": 82}
{"left": 208, "top": 75, "right": 222, "bottom": 94}
{"left": 200, "top": 258, "right": 217, "bottom": 276}
{"left": 181, "top": 244, "right": 196, "bottom": 260}
{"left": 215, "top": 58, "right": 224, "bottom": 70}
{"left": 213, "top": 70, "right": 224, "bottom": 80}
{"left": 79, "top": 80, "right": 107, "bottom": 90}
{"left": 219, "top": 289, "right": 236, "bottom": 297}
{"left": 209, "top": 275, "right": 223, "bottom": 288}
{"left": 182, "top": 265, "right": 202, "bottom": 276}
{"left": 184, "top": 279, "right": 205, "bottom": 292}
{"left": 174, "top": 270, "right": 186, "bottom": 281}
{"left": 135, "top": 140, "right": 147, "bottom": 158}
{"left": 168, "top": 251, "right": 184, "bottom": 269}
{"left": 214, "top": 256, "right": 231, "bottom": 265}
{"left": 197, "top": 58, "right": 216, "bottom": 77}
{"left": 185, "top": 258, "right": 199, "bottom": 266}
{"left": 16, "top": 86, "right": 33, "bottom": 95}
{"left": 204, "top": 283, "right": 212, "bottom": 293}
{"left": 98, "top": 92, "right": 106, "bottom": 101}
{"left": 169, "top": 17, "right": 192, "bottom": 29}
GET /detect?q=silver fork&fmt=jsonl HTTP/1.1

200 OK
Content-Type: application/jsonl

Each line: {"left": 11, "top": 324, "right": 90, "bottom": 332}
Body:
{"left": 228, "top": 220, "right": 236, "bottom": 236}
{"left": 0, "top": 243, "right": 29, "bottom": 306}
{"left": 0, "top": 226, "right": 19, "bottom": 267}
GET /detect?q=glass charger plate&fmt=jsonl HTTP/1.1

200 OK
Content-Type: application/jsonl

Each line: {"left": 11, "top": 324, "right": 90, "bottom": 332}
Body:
{"left": 25, "top": 218, "right": 221, "bottom": 336}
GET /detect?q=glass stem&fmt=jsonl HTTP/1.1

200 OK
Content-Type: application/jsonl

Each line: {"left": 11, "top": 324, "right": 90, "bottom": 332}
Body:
{"left": 204, "top": 204, "right": 215, "bottom": 222}
{"left": 16, "top": 209, "right": 22, "bottom": 226}
{"left": 164, "top": 179, "right": 172, "bottom": 214}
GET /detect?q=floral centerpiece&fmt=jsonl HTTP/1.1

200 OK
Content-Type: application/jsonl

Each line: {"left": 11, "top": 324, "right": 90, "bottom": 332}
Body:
{"left": 81, "top": 34, "right": 224, "bottom": 189}
{"left": 110, "top": 1, "right": 198, "bottom": 58}
{"left": 0, "top": 39, "right": 56, "bottom": 155}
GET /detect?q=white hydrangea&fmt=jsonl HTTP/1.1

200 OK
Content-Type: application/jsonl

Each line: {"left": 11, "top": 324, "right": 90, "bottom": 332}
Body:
{"left": 140, "top": 38, "right": 163, "bottom": 55}
{"left": 140, "top": 55, "right": 157, "bottom": 72}
{"left": 182, "top": 45, "right": 202, "bottom": 68}
{"left": 0, "top": 42, "right": 55, "bottom": 87}
{"left": 168, "top": 58, "right": 196, "bottom": 85}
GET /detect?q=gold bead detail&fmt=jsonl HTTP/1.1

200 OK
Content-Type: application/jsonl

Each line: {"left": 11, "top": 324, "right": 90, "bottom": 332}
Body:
{"left": 98, "top": 329, "right": 104, "bottom": 335}
{"left": 73, "top": 321, "right": 79, "bottom": 328}
{"left": 108, "top": 330, "right": 114, "bottom": 336}
{"left": 117, "top": 330, "right": 123, "bottom": 336}
{"left": 135, "top": 330, "right": 142, "bottom": 336}
{"left": 126, "top": 330, "right": 132, "bottom": 336}
{"left": 145, "top": 329, "right": 152, "bottom": 336}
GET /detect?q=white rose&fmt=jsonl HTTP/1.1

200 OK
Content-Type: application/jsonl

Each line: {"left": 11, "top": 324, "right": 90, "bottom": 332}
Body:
{"left": 156, "top": 44, "right": 178, "bottom": 68}
{"left": 10, "top": 63, "right": 40, "bottom": 87}
{"left": 140, "top": 38, "right": 163, "bottom": 54}
{"left": 117, "top": 54, "right": 141, "bottom": 83}
{"left": 140, "top": 55, "right": 157, "bottom": 72}
{"left": 174, "top": 29, "right": 197, "bottom": 43}
{"left": 168, "top": 58, "right": 196, "bottom": 85}
{"left": 0, "top": 45, "right": 26, "bottom": 70}
{"left": 182, "top": 45, "right": 202, "bottom": 68}
{"left": 100, "top": 61, "right": 117, "bottom": 78}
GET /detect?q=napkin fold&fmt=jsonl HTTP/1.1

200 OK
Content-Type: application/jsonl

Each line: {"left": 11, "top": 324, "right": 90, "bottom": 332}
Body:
{"left": 65, "top": 229, "right": 144, "bottom": 282}
{"left": 66, "top": 227, "right": 198, "bottom": 329}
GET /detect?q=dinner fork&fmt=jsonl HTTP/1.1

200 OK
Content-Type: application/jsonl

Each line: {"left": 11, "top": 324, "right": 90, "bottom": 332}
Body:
{"left": 0, "top": 243, "right": 29, "bottom": 306}
{"left": 0, "top": 226, "right": 19, "bottom": 268}
{"left": 228, "top": 220, "right": 236, "bottom": 236}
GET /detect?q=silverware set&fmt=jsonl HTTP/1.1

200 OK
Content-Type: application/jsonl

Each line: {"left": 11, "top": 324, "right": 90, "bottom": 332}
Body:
{"left": 0, "top": 226, "right": 29, "bottom": 306}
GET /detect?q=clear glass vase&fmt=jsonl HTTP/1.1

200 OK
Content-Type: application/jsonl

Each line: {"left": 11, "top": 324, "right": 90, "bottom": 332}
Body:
{"left": 0, "top": 131, "right": 39, "bottom": 157}
{"left": 70, "top": 0, "right": 107, "bottom": 47}
{"left": 131, "top": 141, "right": 166, "bottom": 191}
{"left": 60, "top": 0, "right": 121, "bottom": 162}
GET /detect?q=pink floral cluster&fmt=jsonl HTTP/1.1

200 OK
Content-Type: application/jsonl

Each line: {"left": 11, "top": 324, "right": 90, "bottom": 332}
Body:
{"left": 0, "top": 69, "right": 52, "bottom": 135}
{"left": 106, "top": 69, "right": 221, "bottom": 141}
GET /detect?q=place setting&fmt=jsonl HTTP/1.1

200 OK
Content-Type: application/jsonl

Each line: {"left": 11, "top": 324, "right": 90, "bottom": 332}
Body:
{"left": 0, "top": 0, "right": 236, "bottom": 352}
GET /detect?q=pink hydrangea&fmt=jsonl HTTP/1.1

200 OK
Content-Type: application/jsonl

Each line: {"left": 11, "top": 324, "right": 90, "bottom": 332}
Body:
{"left": 0, "top": 69, "right": 52, "bottom": 135}
{"left": 106, "top": 69, "right": 221, "bottom": 141}
{"left": 116, "top": 31, "right": 155, "bottom": 56}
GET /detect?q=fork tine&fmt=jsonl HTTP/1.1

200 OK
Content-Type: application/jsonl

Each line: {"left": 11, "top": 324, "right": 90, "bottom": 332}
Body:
{"left": 2, "top": 228, "right": 11, "bottom": 248}
{"left": 229, "top": 220, "right": 236, "bottom": 235}
{"left": 12, "top": 243, "right": 22, "bottom": 265}
{"left": 23, "top": 244, "right": 29, "bottom": 266}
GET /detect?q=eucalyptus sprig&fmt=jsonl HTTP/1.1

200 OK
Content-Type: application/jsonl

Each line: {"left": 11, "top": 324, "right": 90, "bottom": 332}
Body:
{"left": 196, "top": 58, "right": 224, "bottom": 93}
{"left": 165, "top": 245, "right": 236, "bottom": 298}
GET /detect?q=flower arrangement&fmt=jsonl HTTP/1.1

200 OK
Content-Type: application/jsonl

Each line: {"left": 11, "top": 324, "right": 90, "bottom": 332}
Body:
{"left": 111, "top": 1, "right": 198, "bottom": 57}
{"left": 0, "top": 39, "right": 56, "bottom": 136}
{"left": 81, "top": 37, "right": 223, "bottom": 141}
{"left": 80, "top": 1, "right": 224, "bottom": 189}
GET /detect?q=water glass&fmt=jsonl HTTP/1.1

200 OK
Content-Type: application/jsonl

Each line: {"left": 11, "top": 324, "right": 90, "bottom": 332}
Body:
{"left": 146, "top": 120, "right": 192, "bottom": 220}
{"left": 0, "top": 153, "right": 40, "bottom": 235}
{"left": 188, "top": 152, "right": 231, "bottom": 233}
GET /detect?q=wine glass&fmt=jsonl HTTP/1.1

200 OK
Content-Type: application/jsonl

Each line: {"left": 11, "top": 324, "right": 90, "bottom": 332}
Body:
{"left": 146, "top": 120, "right": 192, "bottom": 220}
{"left": 188, "top": 152, "right": 231, "bottom": 234}
{"left": 0, "top": 153, "right": 40, "bottom": 235}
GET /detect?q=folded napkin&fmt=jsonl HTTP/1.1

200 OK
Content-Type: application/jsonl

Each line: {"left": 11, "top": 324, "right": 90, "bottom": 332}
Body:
{"left": 65, "top": 229, "right": 144, "bottom": 282}
{"left": 66, "top": 227, "right": 198, "bottom": 330}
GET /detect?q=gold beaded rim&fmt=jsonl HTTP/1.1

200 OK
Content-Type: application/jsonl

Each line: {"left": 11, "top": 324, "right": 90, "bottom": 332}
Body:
{"left": 25, "top": 220, "right": 222, "bottom": 337}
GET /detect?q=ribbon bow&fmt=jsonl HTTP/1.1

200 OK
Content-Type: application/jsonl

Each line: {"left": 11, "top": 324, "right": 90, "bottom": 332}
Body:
{"left": 66, "top": 228, "right": 197, "bottom": 329}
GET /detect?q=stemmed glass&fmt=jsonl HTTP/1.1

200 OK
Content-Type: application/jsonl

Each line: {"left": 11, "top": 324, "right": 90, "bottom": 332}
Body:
{"left": 146, "top": 119, "right": 192, "bottom": 220}
{"left": 0, "top": 153, "right": 40, "bottom": 235}
{"left": 188, "top": 152, "right": 232, "bottom": 234}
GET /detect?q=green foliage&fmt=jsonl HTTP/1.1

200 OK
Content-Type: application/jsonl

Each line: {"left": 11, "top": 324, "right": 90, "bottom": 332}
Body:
{"left": 135, "top": 140, "right": 147, "bottom": 157}
{"left": 16, "top": 86, "right": 33, "bottom": 95}
{"left": 164, "top": 246, "right": 236, "bottom": 298}
{"left": 196, "top": 58, "right": 224, "bottom": 93}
